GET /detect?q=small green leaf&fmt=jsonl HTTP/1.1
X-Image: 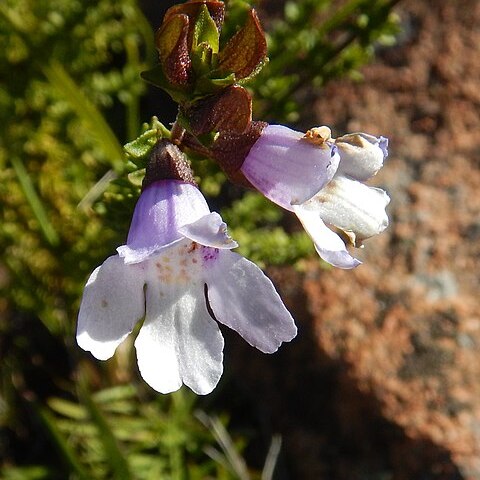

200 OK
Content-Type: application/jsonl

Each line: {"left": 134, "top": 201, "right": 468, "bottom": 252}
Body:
{"left": 47, "top": 398, "right": 88, "bottom": 420}
{"left": 194, "top": 72, "right": 236, "bottom": 95}
{"left": 209, "top": 73, "right": 237, "bottom": 86}
{"left": 190, "top": 42, "right": 214, "bottom": 78}
{"left": 124, "top": 128, "right": 164, "bottom": 163}
{"left": 193, "top": 4, "right": 220, "bottom": 53}
{"left": 127, "top": 169, "right": 146, "bottom": 187}
{"left": 1, "top": 465, "right": 51, "bottom": 480}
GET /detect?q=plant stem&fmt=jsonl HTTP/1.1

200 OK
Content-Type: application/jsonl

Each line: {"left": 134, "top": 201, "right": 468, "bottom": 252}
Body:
{"left": 170, "top": 120, "right": 186, "bottom": 145}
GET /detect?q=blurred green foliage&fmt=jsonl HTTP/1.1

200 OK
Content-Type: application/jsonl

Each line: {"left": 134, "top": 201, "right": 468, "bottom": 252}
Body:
{"left": 37, "top": 385, "right": 250, "bottom": 479}
{"left": 0, "top": 0, "right": 400, "bottom": 477}
{"left": 0, "top": 0, "right": 152, "bottom": 333}
{"left": 252, "top": 0, "right": 400, "bottom": 122}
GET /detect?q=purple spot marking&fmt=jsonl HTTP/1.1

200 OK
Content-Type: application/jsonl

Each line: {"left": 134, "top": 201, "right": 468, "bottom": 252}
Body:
{"left": 201, "top": 246, "right": 219, "bottom": 265}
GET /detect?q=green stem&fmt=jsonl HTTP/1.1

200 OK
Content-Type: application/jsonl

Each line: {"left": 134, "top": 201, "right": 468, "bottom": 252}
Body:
{"left": 170, "top": 119, "right": 186, "bottom": 145}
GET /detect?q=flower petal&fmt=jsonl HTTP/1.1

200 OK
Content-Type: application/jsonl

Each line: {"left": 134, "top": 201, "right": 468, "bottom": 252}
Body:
{"left": 304, "top": 175, "right": 390, "bottom": 243}
{"left": 178, "top": 212, "right": 238, "bottom": 249}
{"left": 204, "top": 250, "right": 297, "bottom": 353}
{"left": 293, "top": 205, "right": 361, "bottom": 269}
{"left": 117, "top": 180, "right": 210, "bottom": 264}
{"left": 77, "top": 255, "right": 146, "bottom": 361}
{"left": 335, "top": 133, "right": 388, "bottom": 181}
{"left": 241, "top": 124, "right": 339, "bottom": 211}
{"left": 135, "top": 258, "right": 224, "bottom": 395}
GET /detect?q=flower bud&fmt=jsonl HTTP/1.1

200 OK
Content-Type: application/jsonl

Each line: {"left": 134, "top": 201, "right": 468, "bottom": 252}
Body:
{"left": 163, "top": 0, "right": 225, "bottom": 41}
{"left": 142, "top": 1, "right": 268, "bottom": 101}
{"left": 142, "top": 140, "right": 197, "bottom": 190}
{"left": 149, "top": 1, "right": 225, "bottom": 90}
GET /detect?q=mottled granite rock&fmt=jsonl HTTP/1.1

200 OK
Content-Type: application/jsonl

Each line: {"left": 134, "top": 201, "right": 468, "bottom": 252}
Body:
{"left": 305, "top": 0, "right": 480, "bottom": 477}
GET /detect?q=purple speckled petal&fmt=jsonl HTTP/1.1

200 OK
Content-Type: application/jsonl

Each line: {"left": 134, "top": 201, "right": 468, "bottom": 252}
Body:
{"left": 204, "top": 250, "right": 297, "bottom": 353}
{"left": 117, "top": 180, "right": 210, "bottom": 264}
{"left": 293, "top": 205, "right": 361, "bottom": 269}
{"left": 135, "top": 254, "right": 224, "bottom": 395}
{"left": 77, "top": 255, "right": 146, "bottom": 360}
{"left": 241, "top": 124, "right": 339, "bottom": 211}
{"left": 335, "top": 133, "right": 388, "bottom": 181}
{"left": 178, "top": 212, "right": 238, "bottom": 249}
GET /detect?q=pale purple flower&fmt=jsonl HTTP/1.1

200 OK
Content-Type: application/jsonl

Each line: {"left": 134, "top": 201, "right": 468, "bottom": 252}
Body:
{"left": 77, "top": 180, "right": 297, "bottom": 395}
{"left": 241, "top": 125, "right": 390, "bottom": 269}
{"left": 241, "top": 124, "right": 340, "bottom": 210}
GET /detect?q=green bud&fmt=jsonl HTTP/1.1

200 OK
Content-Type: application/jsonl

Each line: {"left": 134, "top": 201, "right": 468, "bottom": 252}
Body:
{"left": 163, "top": 0, "right": 225, "bottom": 38}
{"left": 193, "top": 4, "right": 220, "bottom": 54}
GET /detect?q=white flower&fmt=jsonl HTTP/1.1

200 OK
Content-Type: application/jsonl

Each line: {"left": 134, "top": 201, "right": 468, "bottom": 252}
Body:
{"left": 240, "top": 125, "right": 390, "bottom": 268}
{"left": 77, "top": 180, "right": 297, "bottom": 395}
